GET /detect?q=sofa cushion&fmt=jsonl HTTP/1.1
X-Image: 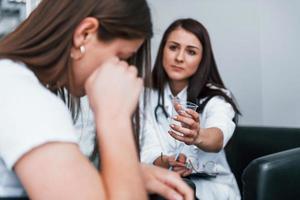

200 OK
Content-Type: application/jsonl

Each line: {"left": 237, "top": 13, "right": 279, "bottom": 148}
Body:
{"left": 225, "top": 126, "right": 300, "bottom": 191}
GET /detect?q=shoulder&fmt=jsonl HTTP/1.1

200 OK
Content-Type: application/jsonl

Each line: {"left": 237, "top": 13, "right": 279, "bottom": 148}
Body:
{"left": 205, "top": 96, "right": 230, "bottom": 106}
{"left": 0, "top": 58, "right": 74, "bottom": 127}
{"left": 201, "top": 95, "right": 235, "bottom": 120}
{"left": 0, "top": 60, "right": 78, "bottom": 169}
{"left": 200, "top": 84, "right": 234, "bottom": 112}
{"left": 0, "top": 59, "right": 61, "bottom": 104}
{"left": 206, "top": 83, "right": 232, "bottom": 97}
{"left": 0, "top": 64, "right": 70, "bottom": 125}
{"left": 0, "top": 59, "right": 36, "bottom": 81}
{"left": 0, "top": 59, "right": 43, "bottom": 97}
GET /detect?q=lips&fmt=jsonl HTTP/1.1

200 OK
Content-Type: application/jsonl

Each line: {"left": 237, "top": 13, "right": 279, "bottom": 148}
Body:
{"left": 171, "top": 65, "right": 184, "bottom": 71}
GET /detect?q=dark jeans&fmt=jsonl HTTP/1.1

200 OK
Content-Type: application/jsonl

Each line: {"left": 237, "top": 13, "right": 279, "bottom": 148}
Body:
{"left": 149, "top": 177, "right": 199, "bottom": 200}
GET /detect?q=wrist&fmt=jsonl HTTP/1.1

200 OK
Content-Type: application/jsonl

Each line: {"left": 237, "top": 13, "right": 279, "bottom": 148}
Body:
{"left": 95, "top": 115, "right": 132, "bottom": 139}
{"left": 194, "top": 128, "right": 204, "bottom": 147}
{"left": 94, "top": 108, "right": 132, "bottom": 122}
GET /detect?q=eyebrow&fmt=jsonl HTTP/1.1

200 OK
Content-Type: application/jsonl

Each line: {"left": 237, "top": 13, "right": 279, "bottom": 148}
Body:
{"left": 167, "top": 41, "right": 201, "bottom": 51}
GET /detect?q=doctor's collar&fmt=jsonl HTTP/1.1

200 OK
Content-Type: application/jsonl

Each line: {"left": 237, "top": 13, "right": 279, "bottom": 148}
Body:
{"left": 165, "top": 83, "right": 188, "bottom": 101}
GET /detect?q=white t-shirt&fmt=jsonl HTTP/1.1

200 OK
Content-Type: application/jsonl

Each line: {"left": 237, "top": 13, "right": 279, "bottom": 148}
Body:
{"left": 139, "top": 84, "right": 241, "bottom": 200}
{"left": 75, "top": 96, "right": 96, "bottom": 158}
{"left": 0, "top": 59, "right": 79, "bottom": 197}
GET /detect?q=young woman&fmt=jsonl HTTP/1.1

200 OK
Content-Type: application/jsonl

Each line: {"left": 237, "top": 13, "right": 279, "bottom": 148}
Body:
{"left": 140, "top": 18, "right": 241, "bottom": 200}
{"left": 0, "top": 1, "right": 193, "bottom": 200}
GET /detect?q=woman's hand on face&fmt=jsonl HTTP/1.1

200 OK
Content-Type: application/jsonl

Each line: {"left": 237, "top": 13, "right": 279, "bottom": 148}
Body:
{"left": 140, "top": 164, "right": 193, "bottom": 200}
{"left": 168, "top": 109, "right": 202, "bottom": 146}
{"left": 84, "top": 57, "right": 143, "bottom": 120}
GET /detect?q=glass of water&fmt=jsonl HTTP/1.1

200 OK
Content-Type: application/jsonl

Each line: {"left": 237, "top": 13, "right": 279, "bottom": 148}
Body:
{"left": 170, "top": 98, "right": 198, "bottom": 165}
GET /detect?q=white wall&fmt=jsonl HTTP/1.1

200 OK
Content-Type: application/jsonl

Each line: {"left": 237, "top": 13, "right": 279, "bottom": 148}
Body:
{"left": 259, "top": 0, "right": 300, "bottom": 127}
{"left": 26, "top": 0, "right": 41, "bottom": 16}
{"left": 148, "top": 0, "right": 300, "bottom": 127}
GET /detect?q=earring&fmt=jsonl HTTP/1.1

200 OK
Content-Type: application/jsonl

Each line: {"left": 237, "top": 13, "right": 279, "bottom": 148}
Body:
{"left": 71, "top": 45, "right": 86, "bottom": 59}
{"left": 80, "top": 45, "right": 86, "bottom": 55}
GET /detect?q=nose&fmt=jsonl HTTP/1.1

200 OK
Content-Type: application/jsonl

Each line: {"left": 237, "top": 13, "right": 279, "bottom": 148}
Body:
{"left": 175, "top": 49, "right": 184, "bottom": 63}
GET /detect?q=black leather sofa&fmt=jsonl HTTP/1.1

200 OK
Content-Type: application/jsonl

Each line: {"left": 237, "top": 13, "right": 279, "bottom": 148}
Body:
{"left": 226, "top": 126, "right": 300, "bottom": 200}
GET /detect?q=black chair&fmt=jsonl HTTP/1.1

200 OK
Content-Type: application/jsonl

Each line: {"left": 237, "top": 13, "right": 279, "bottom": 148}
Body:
{"left": 226, "top": 126, "right": 300, "bottom": 200}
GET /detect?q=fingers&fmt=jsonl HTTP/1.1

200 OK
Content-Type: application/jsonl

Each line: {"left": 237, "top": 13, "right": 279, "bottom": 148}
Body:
{"left": 177, "top": 153, "right": 187, "bottom": 163}
{"left": 127, "top": 65, "right": 138, "bottom": 77}
{"left": 168, "top": 130, "right": 194, "bottom": 145}
{"left": 106, "top": 56, "right": 120, "bottom": 63}
{"left": 127, "top": 65, "right": 143, "bottom": 90}
{"left": 170, "top": 155, "right": 193, "bottom": 177}
{"left": 146, "top": 178, "right": 185, "bottom": 200}
{"left": 173, "top": 167, "right": 188, "bottom": 176}
{"left": 143, "top": 165, "right": 193, "bottom": 200}
{"left": 156, "top": 171, "right": 193, "bottom": 200}
{"left": 169, "top": 113, "right": 200, "bottom": 145}
{"left": 167, "top": 155, "right": 191, "bottom": 174}
{"left": 159, "top": 171, "right": 194, "bottom": 200}
{"left": 168, "top": 159, "right": 186, "bottom": 168}
{"left": 174, "top": 102, "right": 183, "bottom": 113}
{"left": 169, "top": 124, "right": 195, "bottom": 138}
{"left": 84, "top": 56, "right": 142, "bottom": 118}
{"left": 182, "top": 169, "right": 193, "bottom": 177}
{"left": 174, "top": 103, "right": 192, "bottom": 118}
{"left": 186, "top": 109, "right": 200, "bottom": 122}
{"left": 103, "top": 57, "right": 138, "bottom": 74}
{"left": 172, "top": 115, "right": 195, "bottom": 127}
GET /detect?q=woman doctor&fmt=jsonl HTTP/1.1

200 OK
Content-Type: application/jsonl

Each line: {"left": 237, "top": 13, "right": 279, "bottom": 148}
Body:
{"left": 140, "top": 18, "right": 241, "bottom": 200}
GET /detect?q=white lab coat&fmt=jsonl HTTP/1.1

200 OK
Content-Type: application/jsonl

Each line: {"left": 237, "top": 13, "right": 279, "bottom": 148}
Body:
{"left": 140, "top": 84, "right": 241, "bottom": 200}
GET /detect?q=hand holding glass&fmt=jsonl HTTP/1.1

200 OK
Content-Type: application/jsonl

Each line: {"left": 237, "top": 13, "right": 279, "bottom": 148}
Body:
{"left": 169, "top": 99, "right": 198, "bottom": 169}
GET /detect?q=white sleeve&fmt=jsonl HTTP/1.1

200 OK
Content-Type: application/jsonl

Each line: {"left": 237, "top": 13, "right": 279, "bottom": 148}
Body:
{"left": 139, "top": 100, "right": 163, "bottom": 164}
{"left": 0, "top": 64, "right": 78, "bottom": 169}
{"left": 202, "top": 96, "right": 236, "bottom": 148}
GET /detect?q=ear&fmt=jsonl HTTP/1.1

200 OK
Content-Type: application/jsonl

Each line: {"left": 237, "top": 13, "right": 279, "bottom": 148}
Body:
{"left": 72, "top": 17, "right": 99, "bottom": 48}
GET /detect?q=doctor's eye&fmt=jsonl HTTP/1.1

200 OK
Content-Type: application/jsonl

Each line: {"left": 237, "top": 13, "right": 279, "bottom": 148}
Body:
{"left": 186, "top": 49, "right": 197, "bottom": 56}
{"left": 168, "top": 44, "right": 178, "bottom": 51}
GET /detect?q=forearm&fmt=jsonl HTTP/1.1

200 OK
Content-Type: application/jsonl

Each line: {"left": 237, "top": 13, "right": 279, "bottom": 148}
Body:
{"left": 195, "top": 127, "right": 223, "bottom": 152}
{"left": 96, "top": 116, "right": 147, "bottom": 200}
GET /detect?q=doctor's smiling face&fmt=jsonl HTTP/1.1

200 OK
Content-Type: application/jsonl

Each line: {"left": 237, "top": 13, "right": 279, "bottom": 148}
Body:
{"left": 162, "top": 27, "right": 203, "bottom": 86}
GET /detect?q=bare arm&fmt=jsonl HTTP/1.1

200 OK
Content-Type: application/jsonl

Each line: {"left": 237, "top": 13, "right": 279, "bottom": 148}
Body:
{"left": 85, "top": 57, "right": 147, "bottom": 200}
{"left": 15, "top": 143, "right": 106, "bottom": 200}
{"left": 96, "top": 117, "right": 147, "bottom": 200}
{"left": 194, "top": 127, "right": 223, "bottom": 152}
{"left": 15, "top": 118, "right": 146, "bottom": 200}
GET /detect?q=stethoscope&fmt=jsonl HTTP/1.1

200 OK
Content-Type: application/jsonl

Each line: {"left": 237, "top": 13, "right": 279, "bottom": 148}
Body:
{"left": 154, "top": 94, "right": 175, "bottom": 121}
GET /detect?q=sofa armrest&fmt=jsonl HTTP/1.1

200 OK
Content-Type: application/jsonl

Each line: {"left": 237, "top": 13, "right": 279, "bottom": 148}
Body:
{"left": 242, "top": 147, "right": 300, "bottom": 200}
{"left": 226, "top": 126, "right": 300, "bottom": 191}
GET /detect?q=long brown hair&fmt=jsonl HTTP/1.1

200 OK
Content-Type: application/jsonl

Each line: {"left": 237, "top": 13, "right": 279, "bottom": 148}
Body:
{"left": 0, "top": 0, "right": 153, "bottom": 121}
{"left": 152, "top": 18, "right": 240, "bottom": 122}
